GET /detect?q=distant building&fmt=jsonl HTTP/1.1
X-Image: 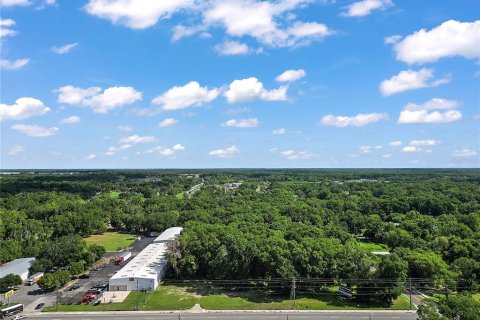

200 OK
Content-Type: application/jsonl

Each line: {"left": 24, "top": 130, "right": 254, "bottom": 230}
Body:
{"left": 224, "top": 182, "right": 242, "bottom": 191}
{"left": 153, "top": 227, "right": 183, "bottom": 243}
{"left": 0, "top": 257, "right": 36, "bottom": 281}
{"left": 109, "top": 227, "right": 182, "bottom": 291}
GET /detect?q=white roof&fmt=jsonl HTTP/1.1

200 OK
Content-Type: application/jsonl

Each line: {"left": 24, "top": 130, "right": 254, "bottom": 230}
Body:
{"left": 0, "top": 257, "right": 35, "bottom": 278}
{"left": 110, "top": 243, "right": 168, "bottom": 280}
{"left": 153, "top": 227, "right": 183, "bottom": 243}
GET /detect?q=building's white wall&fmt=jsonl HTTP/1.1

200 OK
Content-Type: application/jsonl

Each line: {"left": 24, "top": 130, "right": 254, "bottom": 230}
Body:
{"left": 109, "top": 277, "right": 155, "bottom": 291}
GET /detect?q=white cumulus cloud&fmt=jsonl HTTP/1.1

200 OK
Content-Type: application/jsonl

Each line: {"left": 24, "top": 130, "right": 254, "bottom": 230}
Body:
{"left": 222, "top": 118, "right": 259, "bottom": 128}
{"left": 341, "top": 0, "right": 393, "bottom": 17}
{"left": 320, "top": 112, "right": 388, "bottom": 127}
{"left": 152, "top": 81, "right": 218, "bottom": 110}
{"left": 215, "top": 40, "right": 251, "bottom": 55}
{"left": 0, "top": 18, "right": 17, "bottom": 39}
{"left": 84, "top": 0, "right": 193, "bottom": 29}
{"left": 388, "top": 20, "right": 480, "bottom": 64}
{"left": 60, "top": 116, "right": 81, "bottom": 124}
{"left": 0, "top": 0, "right": 30, "bottom": 7}
{"left": 209, "top": 145, "right": 239, "bottom": 158}
{"left": 11, "top": 124, "right": 59, "bottom": 137}
{"left": 158, "top": 118, "right": 178, "bottom": 128}
{"left": 281, "top": 150, "right": 314, "bottom": 160}
{"left": 0, "top": 97, "right": 50, "bottom": 121}
{"left": 409, "top": 139, "right": 439, "bottom": 146}
{"left": 389, "top": 140, "right": 402, "bottom": 146}
{"left": 105, "top": 144, "right": 132, "bottom": 156}
{"left": 402, "top": 146, "right": 418, "bottom": 153}
{"left": 452, "top": 148, "right": 478, "bottom": 160}
{"left": 398, "top": 98, "right": 462, "bottom": 124}
{"left": 7, "top": 146, "right": 24, "bottom": 156}
{"left": 275, "top": 69, "right": 306, "bottom": 82}
{"left": 380, "top": 68, "right": 450, "bottom": 96}
{"left": 56, "top": 85, "right": 142, "bottom": 113}
{"left": 118, "top": 124, "right": 133, "bottom": 132}
{"left": 52, "top": 43, "right": 78, "bottom": 54}
{"left": 0, "top": 58, "right": 29, "bottom": 70}
{"left": 119, "top": 134, "right": 155, "bottom": 144}
{"left": 272, "top": 128, "right": 286, "bottom": 135}
{"left": 85, "top": 154, "right": 97, "bottom": 160}
{"left": 146, "top": 144, "right": 185, "bottom": 156}
{"left": 224, "top": 77, "right": 287, "bottom": 103}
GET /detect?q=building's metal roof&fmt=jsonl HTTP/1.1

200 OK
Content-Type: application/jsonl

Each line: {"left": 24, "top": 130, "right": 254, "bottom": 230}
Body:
{"left": 110, "top": 243, "right": 168, "bottom": 280}
{"left": 153, "top": 227, "right": 183, "bottom": 243}
{"left": 0, "top": 257, "right": 35, "bottom": 278}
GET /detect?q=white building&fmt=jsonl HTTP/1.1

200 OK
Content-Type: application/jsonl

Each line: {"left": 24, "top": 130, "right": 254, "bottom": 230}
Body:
{"left": 153, "top": 227, "right": 183, "bottom": 243}
{"left": 109, "top": 227, "right": 182, "bottom": 292}
{"left": 0, "top": 257, "right": 35, "bottom": 281}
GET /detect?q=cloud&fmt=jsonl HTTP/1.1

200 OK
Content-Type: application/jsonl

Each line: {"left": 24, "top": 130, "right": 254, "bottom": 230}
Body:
{"left": 388, "top": 20, "right": 480, "bottom": 64}
{"left": 215, "top": 40, "right": 251, "bottom": 55}
{"left": 56, "top": 85, "right": 142, "bottom": 113}
{"left": 341, "top": 0, "right": 393, "bottom": 17}
{"left": 359, "top": 146, "right": 372, "bottom": 153}
{"left": 281, "top": 150, "right": 314, "bottom": 160}
{"left": 52, "top": 43, "right": 78, "bottom": 54}
{"left": 0, "top": 0, "right": 30, "bottom": 7}
{"left": 119, "top": 134, "right": 155, "bottom": 144}
{"left": 409, "top": 139, "right": 439, "bottom": 146}
{"left": 0, "top": 18, "right": 17, "bottom": 39}
{"left": 224, "top": 77, "right": 287, "bottom": 103}
{"left": 85, "top": 154, "right": 97, "bottom": 160}
{"left": 118, "top": 124, "right": 133, "bottom": 132}
{"left": 320, "top": 112, "right": 388, "bottom": 127}
{"left": 209, "top": 145, "right": 239, "bottom": 158}
{"left": 158, "top": 118, "right": 178, "bottom": 128}
{"left": 0, "top": 58, "right": 29, "bottom": 70}
{"left": 84, "top": 0, "right": 193, "bottom": 29}
{"left": 11, "top": 124, "right": 59, "bottom": 137}
{"left": 381, "top": 154, "right": 391, "bottom": 158}
{"left": 7, "top": 146, "right": 24, "bottom": 156}
{"left": 272, "top": 128, "right": 286, "bottom": 135}
{"left": 275, "top": 69, "right": 306, "bottom": 82}
{"left": 221, "top": 118, "right": 259, "bottom": 128}
{"left": 225, "top": 107, "right": 251, "bottom": 115}
{"left": 146, "top": 144, "right": 185, "bottom": 156}
{"left": 402, "top": 146, "right": 417, "bottom": 153}
{"left": 398, "top": 98, "right": 462, "bottom": 124}
{"left": 85, "top": 0, "right": 333, "bottom": 49}
{"left": 152, "top": 81, "right": 218, "bottom": 110}
{"left": 380, "top": 68, "right": 450, "bottom": 96}
{"left": 105, "top": 144, "right": 132, "bottom": 156}
{"left": 452, "top": 148, "right": 478, "bottom": 160}
{"left": 389, "top": 140, "right": 402, "bottom": 146}
{"left": 0, "top": 97, "right": 50, "bottom": 121}
{"left": 60, "top": 116, "right": 81, "bottom": 124}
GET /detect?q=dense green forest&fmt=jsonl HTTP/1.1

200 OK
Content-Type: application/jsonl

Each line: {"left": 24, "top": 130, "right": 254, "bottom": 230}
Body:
{"left": 1, "top": 169, "right": 479, "bottom": 306}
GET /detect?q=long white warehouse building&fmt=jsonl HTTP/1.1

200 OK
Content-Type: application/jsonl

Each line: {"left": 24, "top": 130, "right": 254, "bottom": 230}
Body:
{"left": 109, "top": 227, "right": 183, "bottom": 291}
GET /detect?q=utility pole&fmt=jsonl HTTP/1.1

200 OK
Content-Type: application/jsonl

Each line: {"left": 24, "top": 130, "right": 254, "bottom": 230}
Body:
{"left": 408, "top": 278, "right": 412, "bottom": 311}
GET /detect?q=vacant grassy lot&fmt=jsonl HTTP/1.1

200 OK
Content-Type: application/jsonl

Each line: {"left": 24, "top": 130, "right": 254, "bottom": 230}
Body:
{"left": 357, "top": 241, "right": 389, "bottom": 252}
{"left": 109, "top": 191, "right": 121, "bottom": 199}
{"left": 46, "top": 286, "right": 412, "bottom": 311}
{"left": 84, "top": 232, "right": 136, "bottom": 252}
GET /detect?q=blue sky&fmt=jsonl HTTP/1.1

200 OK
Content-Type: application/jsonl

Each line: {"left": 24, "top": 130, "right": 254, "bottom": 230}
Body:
{"left": 1, "top": 0, "right": 479, "bottom": 169}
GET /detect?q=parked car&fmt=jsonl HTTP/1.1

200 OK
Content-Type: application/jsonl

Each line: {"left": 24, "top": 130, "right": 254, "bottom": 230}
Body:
{"left": 71, "top": 284, "right": 80, "bottom": 290}
{"left": 79, "top": 273, "right": 90, "bottom": 279}
{"left": 35, "top": 303, "right": 45, "bottom": 310}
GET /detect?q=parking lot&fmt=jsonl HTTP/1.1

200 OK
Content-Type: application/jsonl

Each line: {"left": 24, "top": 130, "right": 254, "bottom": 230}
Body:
{"left": 59, "top": 236, "right": 154, "bottom": 305}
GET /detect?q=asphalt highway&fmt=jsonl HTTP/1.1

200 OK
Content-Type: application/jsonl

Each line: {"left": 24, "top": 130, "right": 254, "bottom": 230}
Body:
{"left": 27, "top": 311, "right": 418, "bottom": 320}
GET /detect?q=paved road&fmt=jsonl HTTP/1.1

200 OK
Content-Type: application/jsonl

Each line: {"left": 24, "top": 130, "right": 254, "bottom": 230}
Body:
{"left": 27, "top": 311, "right": 418, "bottom": 320}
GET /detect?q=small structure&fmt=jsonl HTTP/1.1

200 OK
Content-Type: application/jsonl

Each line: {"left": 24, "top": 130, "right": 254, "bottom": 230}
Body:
{"left": 0, "top": 257, "right": 35, "bottom": 281}
{"left": 224, "top": 182, "right": 242, "bottom": 191}
{"left": 153, "top": 227, "right": 183, "bottom": 243}
{"left": 117, "top": 251, "right": 132, "bottom": 264}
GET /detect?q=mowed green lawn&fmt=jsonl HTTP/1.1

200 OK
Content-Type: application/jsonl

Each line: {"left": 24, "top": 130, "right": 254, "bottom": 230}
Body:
{"left": 84, "top": 232, "right": 137, "bottom": 252}
{"left": 47, "top": 286, "right": 412, "bottom": 311}
{"left": 357, "top": 241, "right": 389, "bottom": 252}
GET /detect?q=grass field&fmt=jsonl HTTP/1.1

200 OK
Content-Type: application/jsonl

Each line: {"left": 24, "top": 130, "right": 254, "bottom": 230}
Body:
{"left": 357, "top": 241, "right": 389, "bottom": 252}
{"left": 46, "top": 285, "right": 412, "bottom": 312}
{"left": 473, "top": 293, "right": 480, "bottom": 302}
{"left": 84, "top": 232, "right": 137, "bottom": 252}
{"left": 109, "top": 191, "right": 121, "bottom": 199}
